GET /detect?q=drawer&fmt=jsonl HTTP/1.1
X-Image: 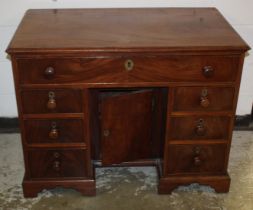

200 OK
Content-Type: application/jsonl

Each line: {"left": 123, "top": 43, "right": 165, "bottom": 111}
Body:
{"left": 27, "top": 149, "right": 87, "bottom": 178}
{"left": 17, "top": 58, "right": 128, "bottom": 84}
{"left": 128, "top": 56, "right": 239, "bottom": 83}
{"left": 173, "top": 87, "right": 235, "bottom": 112}
{"left": 21, "top": 89, "right": 83, "bottom": 114}
{"left": 17, "top": 55, "right": 239, "bottom": 84}
{"left": 168, "top": 116, "right": 230, "bottom": 140}
{"left": 24, "top": 119, "right": 85, "bottom": 144}
{"left": 165, "top": 144, "right": 227, "bottom": 175}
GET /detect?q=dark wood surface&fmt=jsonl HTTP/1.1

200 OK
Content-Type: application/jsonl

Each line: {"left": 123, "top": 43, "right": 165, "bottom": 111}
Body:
{"left": 27, "top": 149, "right": 87, "bottom": 178}
{"left": 24, "top": 119, "right": 85, "bottom": 144}
{"left": 17, "top": 56, "right": 240, "bottom": 84}
{"left": 101, "top": 90, "right": 154, "bottom": 165}
{"left": 165, "top": 144, "right": 227, "bottom": 174}
{"left": 21, "top": 89, "right": 83, "bottom": 114}
{"left": 173, "top": 87, "right": 235, "bottom": 111}
{"left": 6, "top": 8, "right": 249, "bottom": 53}
{"left": 17, "top": 58, "right": 128, "bottom": 84}
{"left": 6, "top": 8, "right": 250, "bottom": 197}
{"left": 168, "top": 116, "right": 230, "bottom": 140}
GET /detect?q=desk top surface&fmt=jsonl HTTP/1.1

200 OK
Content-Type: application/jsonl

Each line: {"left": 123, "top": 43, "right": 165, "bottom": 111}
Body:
{"left": 7, "top": 8, "right": 250, "bottom": 54}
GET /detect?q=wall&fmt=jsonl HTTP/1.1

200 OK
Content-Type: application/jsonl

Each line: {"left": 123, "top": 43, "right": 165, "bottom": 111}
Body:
{"left": 0, "top": 0, "right": 252, "bottom": 116}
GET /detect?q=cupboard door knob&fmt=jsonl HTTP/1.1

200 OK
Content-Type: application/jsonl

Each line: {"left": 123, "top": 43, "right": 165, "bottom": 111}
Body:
{"left": 124, "top": 59, "right": 134, "bottom": 71}
{"left": 195, "top": 119, "right": 206, "bottom": 136}
{"left": 202, "top": 66, "right": 214, "bottom": 78}
{"left": 103, "top": 129, "right": 110, "bottom": 137}
{"left": 49, "top": 122, "right": 59, "bottom": 139}
{"left": 44, "top": 66, "right": 55, "bottom": 78}
{"left": 53, "top": 161, "right": 61, "bottom": 171}
{"left": 47, "top": 91, "right": 57, "bottom": 110}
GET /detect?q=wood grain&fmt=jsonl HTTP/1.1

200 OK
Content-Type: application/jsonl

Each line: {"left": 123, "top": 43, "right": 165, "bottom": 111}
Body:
{"left": 21, "top": 89, "right": 83, "bottom": 114}
{"left": 168, "top": 116, "right": 230, "bottom": 140}
{"left": 27, "top": 149, "right": 87, "bottom": 178}
{"left": 6, "top": 8, "right": 250, "bottom": 196}
{"left": 165, "top": 144, "right": 227, "bottom": 175}
{"left": 100, "top": 90, "right": 154, "bottom": 165}
{"left": 173, "top": 87, "right": 235, "bottom": 112}
{"left": 6, "top": 8, "right": 250, "bottom": 53}
{"left": 24, "top": 119, "right": 85, "bottom": 144}
{"left": 17, "top": 55, "right": 240, "bottom": 84}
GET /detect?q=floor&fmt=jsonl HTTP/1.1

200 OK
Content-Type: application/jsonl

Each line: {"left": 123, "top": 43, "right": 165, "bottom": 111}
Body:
{"left": 0, "top": 131, "right": 253, "bottom": 210}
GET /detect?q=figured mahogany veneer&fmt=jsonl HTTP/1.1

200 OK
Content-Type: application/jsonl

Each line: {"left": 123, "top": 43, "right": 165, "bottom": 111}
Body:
{"left": 173, "top": 87, "right": 235, "bottom": 112}
{"left": 168, "top": 116, "right": 230, "bottom": 140}
{"left": 21, "top": 89, "right": 83, "bottom": 114}
{"left": 100, "top": 89, "right": 154, "bottom": 165}
{"left": 24, "top": 119, "right": 85, "bottom": 144}
{"left": 17, "top": 56, "right": 239, "bottom": 84}
{"left": 165, "top": 144, "right": 227, "bottom": 175}
{"left": 6, "top": 8, "right": 250, "bottom": 197}
{"left": 27, "top": 149, "right": 88, "bottom": 178}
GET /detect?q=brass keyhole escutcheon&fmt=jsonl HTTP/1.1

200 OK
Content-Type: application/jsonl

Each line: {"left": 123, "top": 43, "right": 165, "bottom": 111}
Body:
{"left": 124, "top": 59, "right": 134, "bottom": 71}
{"left": 47, "top": 91, "right": 57, "bottom": 110}
{"left": 201, "top": 89, "right": 208, "bottom": 97}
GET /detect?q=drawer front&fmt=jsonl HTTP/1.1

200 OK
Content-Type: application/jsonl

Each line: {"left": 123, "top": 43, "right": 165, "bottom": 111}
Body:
{"left": 17, "top": 55, "right": 239, "bottom": 84}
{"left": 24, "top": 119, "right": 85, "bottom": 144}
{"left": 165, "top": 144, "right": 227, "bottom": 174}
{"left": 173, "top": 87, "right": 235, "bottom": 112}
{"left": 28, "top": 149, "right": 87, "bottom": 178}
{"left": 21, "top": 89, "right": 83, "bottom": 114}
{"left": 128, "top": 55, "right": 239, "bottom": 82}
{"left": 17, "top": 58, "right": 128, "bottom": 84}
{"left": 168, "top": 116, "right": 230, "bottom": 140}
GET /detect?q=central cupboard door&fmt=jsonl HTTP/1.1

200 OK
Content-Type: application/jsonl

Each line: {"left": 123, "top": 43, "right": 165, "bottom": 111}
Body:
{"left": 100, "top": 89, "right": 155, "bottom": 165}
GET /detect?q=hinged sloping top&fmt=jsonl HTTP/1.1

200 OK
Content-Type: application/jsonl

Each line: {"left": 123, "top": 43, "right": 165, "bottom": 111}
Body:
{"left": 6, "top": 8, "right": 250, "bottom": 54}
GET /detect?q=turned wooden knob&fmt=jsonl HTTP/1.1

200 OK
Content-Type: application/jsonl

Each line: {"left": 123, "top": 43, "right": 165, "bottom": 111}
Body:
{"left": 200, "top": 97, "right": 210, "bottom": 107}
{"left": 202, "top": 66, "right": 214, "bottom": 78}
{"left": 53, "top": 161, "right": 61, "bottom": 171}
{"left": 47, "top": 91, "right": 56, "bottom": 110}
{"left": 47, "top": 99, "right": 56, "bottom": 110}
{"left": 195, "top": 119, "right": 206, "bottom": 136}
{"left": 196, "top": 124, "right": 206, "bottom": 136}
{"left": 194, "top": 156, "right": 202, "bottom": 166}
{"left": 44, "top": 66, "right": 55, "bottom": 78}
{"left": 49, "top": 129, "right": 58, "bottom": 139}
{"left": 200, "top": 88, "right": 210, "bottom": 108}
{"left": 49, "top": 122, "right": 59, "bottom": 139}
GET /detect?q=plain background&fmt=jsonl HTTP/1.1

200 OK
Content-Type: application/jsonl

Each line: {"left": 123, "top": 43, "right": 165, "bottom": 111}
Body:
{"left": 0, "top": 0, "right": 252, "bottom": 117}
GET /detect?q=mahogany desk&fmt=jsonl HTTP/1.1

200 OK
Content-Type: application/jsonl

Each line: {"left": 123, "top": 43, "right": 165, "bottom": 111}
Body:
{"left": 6, "top": 8, "right": 250, "bottom": 197}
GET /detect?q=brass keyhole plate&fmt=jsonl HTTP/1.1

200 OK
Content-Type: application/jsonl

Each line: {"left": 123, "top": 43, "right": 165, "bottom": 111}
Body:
{"left": 125, "top": 59, "right": 134, "bottom": 71}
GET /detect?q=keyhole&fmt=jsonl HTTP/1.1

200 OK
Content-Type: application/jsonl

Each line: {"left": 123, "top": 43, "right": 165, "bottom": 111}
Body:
{"left": 48, "top": 91, "right": 55, "bottom": 99}
{"left": 201, "top": 89, "right": 208, "bottom": 97}
{"left": 125, "top": 59, "right": 134, "bottom": 71}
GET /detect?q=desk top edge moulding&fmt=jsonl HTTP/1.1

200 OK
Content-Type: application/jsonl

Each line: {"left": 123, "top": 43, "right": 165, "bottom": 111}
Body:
{"left": 6, "top": 8, "right": 250, "bottom": 197}
{"left": 6, "top": 8, "right": 250, "bottom": 53}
